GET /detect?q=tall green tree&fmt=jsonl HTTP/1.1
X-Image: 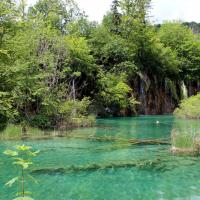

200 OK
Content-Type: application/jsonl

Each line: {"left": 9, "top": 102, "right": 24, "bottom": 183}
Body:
{"left": 158, "top": 22, "right": 200, "bottom": 81}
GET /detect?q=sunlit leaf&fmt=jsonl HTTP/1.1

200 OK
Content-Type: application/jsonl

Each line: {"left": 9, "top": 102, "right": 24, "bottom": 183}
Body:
{"left": 13, "top": 160, "right": 32, "bottom": 169}
{"left": 72, "top": 71, "right": 81, "bottom": 77}
{"left": 3, "top": 149, "right": 18, "bottom": 156}
{"left": 16, "top": 145, "right": 32, "bottom": 151}
{"left": 5, "top": 177, "right": 19, "bottom": 187}
{"left": 28, "top": 150, "right": 40, "bottom": 157}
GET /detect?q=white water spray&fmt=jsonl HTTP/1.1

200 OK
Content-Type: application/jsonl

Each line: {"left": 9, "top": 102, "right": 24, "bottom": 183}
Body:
{"left": 181, "top": 82, "right": 188, "bottom": 99}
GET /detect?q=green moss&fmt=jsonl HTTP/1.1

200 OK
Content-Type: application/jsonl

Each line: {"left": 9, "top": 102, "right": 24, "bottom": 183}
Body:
{"left": 174, "top": 93, "right": 200, "bottom": 119}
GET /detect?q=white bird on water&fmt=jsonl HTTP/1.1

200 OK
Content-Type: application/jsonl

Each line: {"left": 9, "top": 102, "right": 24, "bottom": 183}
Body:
{"left": 156, "top": 121, "right": 160, "bottom": 124}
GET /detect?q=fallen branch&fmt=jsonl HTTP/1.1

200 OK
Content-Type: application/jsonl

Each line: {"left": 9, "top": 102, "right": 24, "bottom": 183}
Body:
{"left": 32, "top": 159, "right": 165, "bottom": 175}
{"left": 67, "top": 135, "right": 171, "bottom": 145}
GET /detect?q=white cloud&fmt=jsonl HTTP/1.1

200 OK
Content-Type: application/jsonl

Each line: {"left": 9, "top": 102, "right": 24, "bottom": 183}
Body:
{"left": 26, "top": 0, "right": 200, "bottom": 23}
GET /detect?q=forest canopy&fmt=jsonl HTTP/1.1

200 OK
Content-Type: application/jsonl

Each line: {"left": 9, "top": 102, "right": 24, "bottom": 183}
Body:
{"left": 0, "top": 0, "right": 200, "bottom": 130}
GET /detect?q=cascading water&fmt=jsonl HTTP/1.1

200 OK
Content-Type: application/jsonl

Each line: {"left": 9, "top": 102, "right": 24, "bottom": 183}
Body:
{"left": 135, "top": 76, "right": 192, "bottom": 115}
{"left": 181, "top": 81, "right": 188, "bottom": 99}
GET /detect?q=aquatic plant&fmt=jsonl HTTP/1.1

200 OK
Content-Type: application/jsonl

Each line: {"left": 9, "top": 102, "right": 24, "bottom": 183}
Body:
{"left": 171, "top": 118, "right": 200, "bottom": 154}
{"left": 172, "top": 130, "right": 196, "bottom": 148}
{"left": 0, "top": 124, "right": 46, "bottom": 140}
{"left": 172, "top": 94, "right": 200, "bottom": 154}
{"left": 3, "top": 145, "right": 39, "bottom": 200}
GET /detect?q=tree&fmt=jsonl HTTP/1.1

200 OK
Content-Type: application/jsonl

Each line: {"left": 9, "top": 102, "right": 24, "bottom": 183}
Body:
{"left": 0, "top": 0, "right": 19, "bottom": 128}
{"left": 0, "top": 0, "right": 96, "bottom": 129}
{"left": 158, "top": 22, "right": 200, "bottom": 81}
{"left": 28, "top": 0, "right": 83, "bottom": 34}
{"left": 1, "top": 0, "right": 200, "bottom": 123}
{"left": 96, "top": 71, "right": 138, "bottom": 116}
{"left": 104, "top": 0, "right": 122, "bottom": 34}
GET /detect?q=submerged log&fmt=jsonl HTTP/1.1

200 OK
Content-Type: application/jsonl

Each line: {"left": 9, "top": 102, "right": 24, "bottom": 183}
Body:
{"left": 32, "top": 159, "right": 165, "bottom": 175}
{"left": 171, "top": 146, "right": 200, "bottom": 155}
{"left": 67, "top": 135, "right": 171, "bottom": 145}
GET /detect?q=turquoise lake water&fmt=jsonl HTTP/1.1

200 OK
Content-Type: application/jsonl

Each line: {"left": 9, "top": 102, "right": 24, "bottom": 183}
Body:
{"left": 1, "top": 115, "right": 200, "bottom": 200}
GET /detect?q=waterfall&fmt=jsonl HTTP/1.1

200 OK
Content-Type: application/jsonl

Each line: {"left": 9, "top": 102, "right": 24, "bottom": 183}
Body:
{"left": 181, "top": 81, "right": 188, "bottom": 99}
{"left": 140, "top": 79, "right": 147, "bottom": 114}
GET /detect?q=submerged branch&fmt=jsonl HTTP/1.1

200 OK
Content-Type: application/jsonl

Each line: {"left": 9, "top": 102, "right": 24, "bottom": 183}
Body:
{"left": 32, "top": 159, "right": 165, "bottom": 175}
{"left": 67, "top": 135, "right": 171, "bottom": 145}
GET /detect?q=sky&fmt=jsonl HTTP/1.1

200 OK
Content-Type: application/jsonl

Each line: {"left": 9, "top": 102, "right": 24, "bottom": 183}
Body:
{"left": 27, "top": 0, "right": 200, "bottom": 23}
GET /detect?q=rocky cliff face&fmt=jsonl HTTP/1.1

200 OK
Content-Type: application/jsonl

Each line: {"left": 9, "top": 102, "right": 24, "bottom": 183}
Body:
{"left": 133, "top": 75, "right": 200, "bottom": 115}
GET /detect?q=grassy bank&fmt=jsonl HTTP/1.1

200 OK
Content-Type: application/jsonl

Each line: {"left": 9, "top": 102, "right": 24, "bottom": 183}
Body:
{"left": 0, "top": 124, "right": 46, "bottom": 140}
{"left": 0, "top": 115, "right": 95, "bottom": 140}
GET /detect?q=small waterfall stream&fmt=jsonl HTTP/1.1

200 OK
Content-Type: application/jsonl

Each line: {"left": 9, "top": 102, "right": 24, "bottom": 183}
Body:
{"left": 181, "top": 81, "right": 188, "bottom": 99}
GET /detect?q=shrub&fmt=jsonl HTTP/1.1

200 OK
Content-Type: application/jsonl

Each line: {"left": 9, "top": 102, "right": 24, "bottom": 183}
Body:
{"left": 0, "top": 114, "right": 8, "bottom": 131}
{"left": 174, "top": 93, "right": 200, "bottom": 119}
{"left": 29, "top": 114, "right": 51, "bottom": 129}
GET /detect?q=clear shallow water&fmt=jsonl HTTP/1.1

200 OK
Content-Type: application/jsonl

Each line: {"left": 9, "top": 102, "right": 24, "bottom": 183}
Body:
{"left": 1, "top": 115, "right": 200, "bottom": 200}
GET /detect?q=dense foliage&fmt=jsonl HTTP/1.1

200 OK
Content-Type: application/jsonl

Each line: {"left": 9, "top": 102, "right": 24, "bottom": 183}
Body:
{"left": 174, "top": 93, "right": 200, "bottom": 119}
{"left": 0, "top": 0, "right": 200, "bottom": 130}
